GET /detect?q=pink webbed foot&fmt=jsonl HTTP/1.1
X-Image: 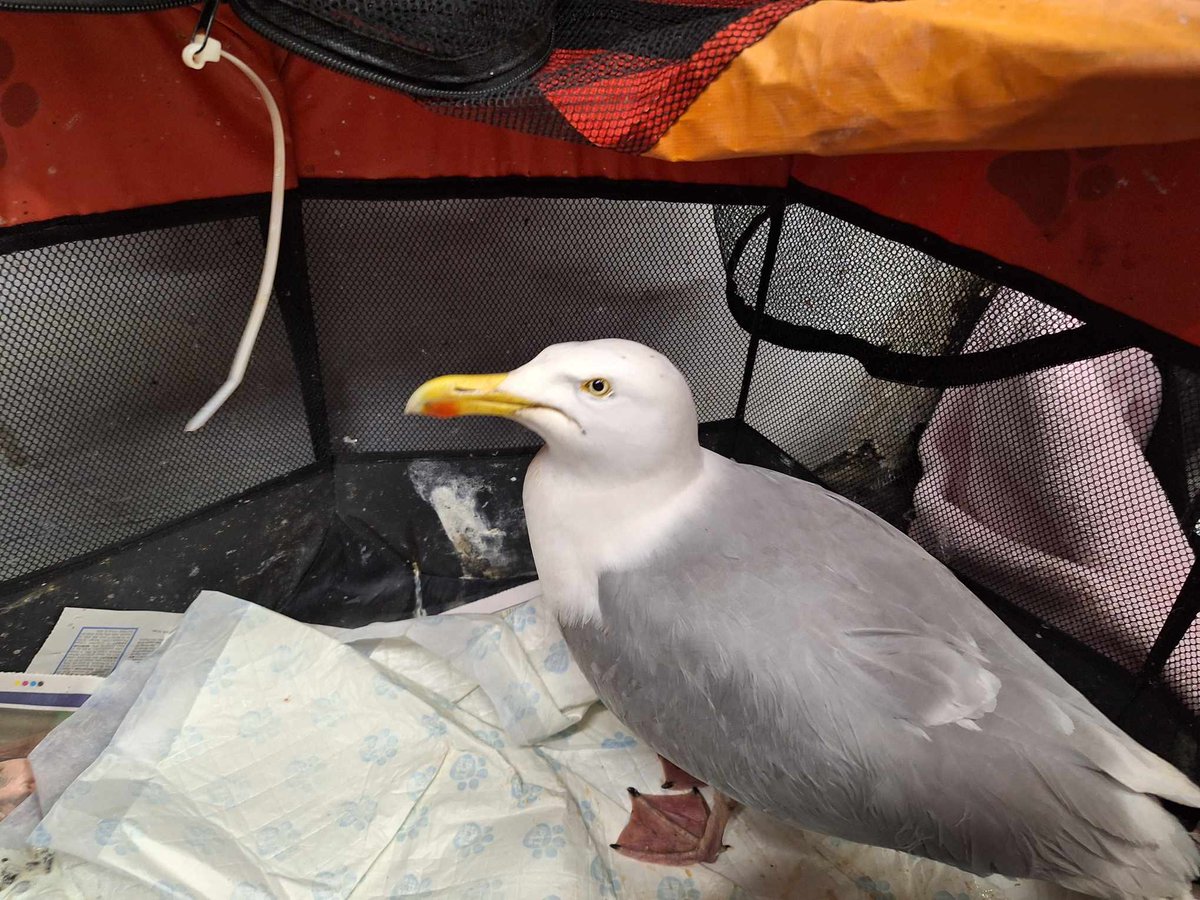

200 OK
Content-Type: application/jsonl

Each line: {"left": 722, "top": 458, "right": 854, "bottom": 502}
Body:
{"left": 610, "top": 757, "right": 738, "bottom": 867}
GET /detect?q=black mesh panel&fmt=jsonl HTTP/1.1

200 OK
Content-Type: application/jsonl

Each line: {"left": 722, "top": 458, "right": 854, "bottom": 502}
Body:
{"left": 732, "top": 201, "right": 989, "bottom": 524}
{"left": 745, "top": 345, "right": 938, "bottom": 526}
{"left": 724, "top": 203, "right": 994, "bottom": 356}
{"left": 232, "top": 0, "right": 556, "bottom": 94}
{"left": 303, "top": 197, "right": 749, "bottom": 453}
{"left": 2, "top": 187, "right": 1199, "bottom": 731}
{"left": 0, "top": 219, "right": 314, "bottom": 582}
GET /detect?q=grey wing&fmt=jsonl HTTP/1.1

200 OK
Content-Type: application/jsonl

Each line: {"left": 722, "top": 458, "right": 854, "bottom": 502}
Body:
{"left": 564, "top": 462, "right": 1200, "bottom": 898}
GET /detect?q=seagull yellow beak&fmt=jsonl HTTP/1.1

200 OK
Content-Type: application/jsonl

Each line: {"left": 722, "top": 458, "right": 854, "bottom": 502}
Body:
{"left": 404, "top": 373, "right": 537, "bottom": 419}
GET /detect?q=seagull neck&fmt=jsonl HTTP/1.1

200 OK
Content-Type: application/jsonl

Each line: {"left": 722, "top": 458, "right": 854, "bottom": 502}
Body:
{"left": 525, "top": 443, "right": 711, "bottom": 624}
{"left": 538, "top": 441, "right": 705, "bottom": 498}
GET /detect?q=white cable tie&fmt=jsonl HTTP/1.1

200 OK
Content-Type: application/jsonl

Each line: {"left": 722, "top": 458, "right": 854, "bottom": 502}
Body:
{"left": 182, "top": 37, "right": 222, "bottom": 69}
{"left": 182, "top": 44, "right": 287, "bottom": 432}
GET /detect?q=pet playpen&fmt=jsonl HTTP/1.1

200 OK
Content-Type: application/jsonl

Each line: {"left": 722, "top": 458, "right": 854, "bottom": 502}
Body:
{"left": 2, "top": 0, "right": 1200, "bottom": 792}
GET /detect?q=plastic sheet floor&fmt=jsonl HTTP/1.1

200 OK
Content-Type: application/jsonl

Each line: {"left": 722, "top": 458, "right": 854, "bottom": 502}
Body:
{"left": 0, "top": 582, "right": 1092, "bottom": 899}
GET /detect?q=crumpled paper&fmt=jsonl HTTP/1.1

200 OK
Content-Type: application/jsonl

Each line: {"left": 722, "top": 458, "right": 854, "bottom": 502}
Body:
{"left": 0, "top": 589, "right": 1073, "bottom": 899}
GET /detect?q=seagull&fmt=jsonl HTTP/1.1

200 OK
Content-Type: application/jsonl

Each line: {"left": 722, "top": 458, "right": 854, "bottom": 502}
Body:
{"left": 406, "top": 338, "right": 1200, "bottom": 899}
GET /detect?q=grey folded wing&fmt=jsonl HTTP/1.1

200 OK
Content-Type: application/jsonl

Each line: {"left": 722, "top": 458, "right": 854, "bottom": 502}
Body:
{"left": 563, "top": 464, "right": 1200, "bottom": 897}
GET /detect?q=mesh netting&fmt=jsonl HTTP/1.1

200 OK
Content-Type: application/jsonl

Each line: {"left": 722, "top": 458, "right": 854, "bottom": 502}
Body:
{"left": 744, "top": 345, "right": 937, "bottom": 526}
{"left": 726, "top": 201, "right": 985, "bottom": 525}
{"left": 2, "top": 191, "right": 1198, "bottom": 723}
{"left": 1157, "top": 363, "right": 1200, "bottom": 529}
{"left": 424, "top": 0, "right": 814, "bottom": 150}
{"left": 303, "top": 196, "right": 749, "bottom": 453}
{"left": 0, "top": 218, "right": 314, "bottom": 582}
{"left": 1169, "top": 619, "right": 1200, "bottom": 711}
{"left": 732, "top": 200, "right": 1199, "bottom": 697}
{"left": 724, "top": 204, "right": 995, "bottom": 356}
{"left": 285, "top": 0, "right": 548, "bottom": 60}
{"left": 911, "top": 300, "right": 1187, "bottom": 673}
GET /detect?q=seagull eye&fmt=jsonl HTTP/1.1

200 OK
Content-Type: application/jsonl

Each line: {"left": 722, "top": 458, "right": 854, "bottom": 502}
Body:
{"left": 582, "top": 378, "right": 612, "bottom": 397}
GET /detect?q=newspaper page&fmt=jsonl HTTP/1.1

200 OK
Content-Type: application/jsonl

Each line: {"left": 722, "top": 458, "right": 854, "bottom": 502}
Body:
{"left": 26, "top": 607, "right": 182, "bottom": 677}
{"left": 1, "top": 605, "right": 180, "bottom": 821}
{"left": 0, "top": 672, "right": 105, "bottom": 820}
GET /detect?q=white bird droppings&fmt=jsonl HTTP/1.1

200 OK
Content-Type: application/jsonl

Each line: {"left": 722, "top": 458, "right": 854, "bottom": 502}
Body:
{"left": 408, "top": 461, "right": 519, "bottom": 578}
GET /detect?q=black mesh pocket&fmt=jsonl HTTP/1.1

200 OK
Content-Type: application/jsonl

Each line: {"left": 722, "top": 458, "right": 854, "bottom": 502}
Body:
{"left": 717, "top": 205, "right": 1135, "bottom": 388}
{"left": 230, "top": 0, "right": 556, "bottom": 95}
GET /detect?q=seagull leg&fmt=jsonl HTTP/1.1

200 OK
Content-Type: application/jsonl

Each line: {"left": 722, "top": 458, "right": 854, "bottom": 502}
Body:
{"left": 658, "top": 754, "right": 705, "bottom": 790}
{"left": 611, "top": 787, "right": 738, "bottom": 866}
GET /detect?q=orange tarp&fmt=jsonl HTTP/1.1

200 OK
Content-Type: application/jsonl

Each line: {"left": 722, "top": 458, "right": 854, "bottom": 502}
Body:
{"left": 652, "top": 0, "right": 1200, "bottom": 160}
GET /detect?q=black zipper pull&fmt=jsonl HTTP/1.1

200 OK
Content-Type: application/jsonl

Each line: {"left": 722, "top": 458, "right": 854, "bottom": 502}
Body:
{"left": 190, "top": 0, "right": 222, "bottom": 55}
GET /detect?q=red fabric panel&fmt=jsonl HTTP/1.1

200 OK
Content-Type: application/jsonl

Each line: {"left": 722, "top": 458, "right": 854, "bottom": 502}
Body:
{"left": 792, "top": 145, "right": 1200, "bottom": 348}
{"left": 0, "top": 8, "right": 293, "bottom": 226}
{"left": 0, "top": 6, "right": 789, "bottom": 227}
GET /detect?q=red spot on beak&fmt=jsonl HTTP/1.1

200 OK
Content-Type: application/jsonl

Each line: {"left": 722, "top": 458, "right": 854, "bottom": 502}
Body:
{"left": 425, "top": 401, "right": 460, "bottom": 419}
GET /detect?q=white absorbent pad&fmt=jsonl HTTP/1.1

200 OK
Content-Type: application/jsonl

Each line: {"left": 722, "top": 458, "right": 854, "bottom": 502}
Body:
{"left": 0, "top": 588, "right": 1073, "bottom": 899}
